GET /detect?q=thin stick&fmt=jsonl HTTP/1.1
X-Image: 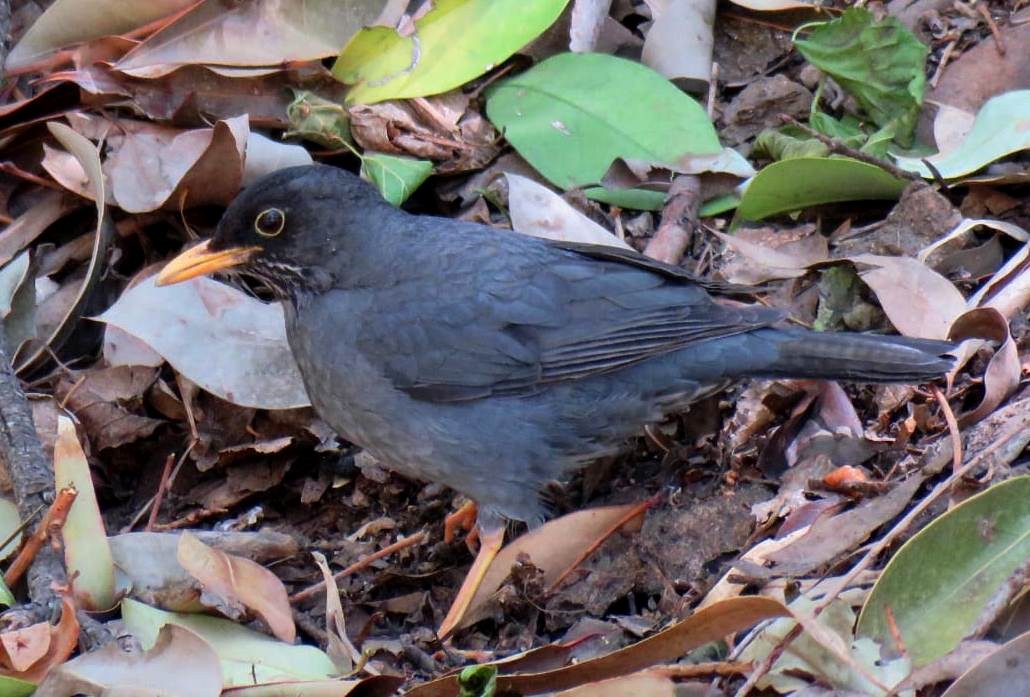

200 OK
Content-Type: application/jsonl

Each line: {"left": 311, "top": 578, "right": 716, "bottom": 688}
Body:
{"left": 289, "top": 530, "right": 428, "bottom": 604}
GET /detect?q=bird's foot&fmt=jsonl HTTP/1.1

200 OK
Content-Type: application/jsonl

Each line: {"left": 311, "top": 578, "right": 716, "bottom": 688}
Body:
{"left": 444, "top": 500, "right": 478, "bottom": 549}
{"left": 437, "top": 521, "right": 505, "bottom": 641}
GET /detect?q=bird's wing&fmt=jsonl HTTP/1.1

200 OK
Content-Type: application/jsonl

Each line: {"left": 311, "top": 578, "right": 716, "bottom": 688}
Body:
{"left": 354, "top": 237, "right": 784, "bottom": 402}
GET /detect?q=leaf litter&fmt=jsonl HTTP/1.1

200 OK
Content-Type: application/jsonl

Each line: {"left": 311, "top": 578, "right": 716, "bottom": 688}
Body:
{"left": 0, "top": 1, "right": 1027, "bottom": 696}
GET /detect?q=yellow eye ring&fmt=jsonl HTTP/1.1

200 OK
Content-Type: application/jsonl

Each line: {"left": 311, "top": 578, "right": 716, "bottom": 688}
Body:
{"left": 254, "top": 208, "right": 285, "bottom": 237}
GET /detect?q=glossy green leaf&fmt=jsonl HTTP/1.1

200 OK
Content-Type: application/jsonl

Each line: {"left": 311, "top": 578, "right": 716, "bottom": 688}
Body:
{"left": 0, "top": 675, "right": 36, "bottom": 697}
{"left": 857, "top": 476, "right": 1030, "bottom": 666}
{"left": 583, "top": 187, "right": 666, "bottom": 211}
{"left": 894, "top": 90, "right": 1030, "bottom": 179}
{"left": 361, "top": 152, "right": 433, "bottom": 206}
{"left": 737, "top": 157, "right": 906, "bottom": 221}
{"left": 334, "top": 0, "right": 569, "bottom": 104}
{"left": 795, "top": 8, "right": 927, "bottom": 146}
{"left": 122, "top": 598, "right": 337, "bottom": 687}
{"left": 486, "top": 52, "right": 721, "bottom": 189}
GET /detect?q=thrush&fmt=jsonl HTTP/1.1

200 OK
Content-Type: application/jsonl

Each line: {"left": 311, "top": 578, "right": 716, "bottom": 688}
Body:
{"left": 156, "top": 164, "right": 954, "bottom": 636}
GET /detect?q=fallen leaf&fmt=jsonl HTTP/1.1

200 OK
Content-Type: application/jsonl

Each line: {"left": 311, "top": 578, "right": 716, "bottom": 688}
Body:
{"left": 458, "top": 502, "right": 649, "bottom": 630}
{"left": 116, "top": 0, "right": 384, "bottom": 73}
{"left": 408, "top": 597, "right": 789, "bottom": 696}
{"left": 178, "top": 532, "right": 295, "bottom": 643}
{"left": 121, "top": 598, "right": 337, "bottom": 686}
{"left": 54, "top": 416, "right": 116, "bottom": 611}
{"left": 857, "top": 476, "right": 1030, "bottom": 666}
{"left": 641, "top": 0, "right": 715, "bottom": 90}
{"left": 34, "top": 624, "right": 222, "bottom": 697}
{"left": 947, "top": 308, "right": 1020, "bottom": 426}
{"left": 104, "top": 115, "right": 248, "bottom": 213}
{"left": 96, "top": 274, "right": 309, "bottom": 410}
{"left": 5, "top": 0, "right": 197, "bottom": 71}
{"left": 939, "top": 631, "right": 1030, "bottom": 697}
{"left": 334, "top": 0, "right": 569, "bottom": 104}
{"left": 506, "top": 173, "right": 632, "bottom": 249}
{"left": 851, "top": 253, "right": 967, "bottom": 340}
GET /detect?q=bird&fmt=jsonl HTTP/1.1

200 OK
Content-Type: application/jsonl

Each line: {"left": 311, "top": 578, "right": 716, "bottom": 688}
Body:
{"left": 156, "top": 164, "right": 954, "bottom": 637}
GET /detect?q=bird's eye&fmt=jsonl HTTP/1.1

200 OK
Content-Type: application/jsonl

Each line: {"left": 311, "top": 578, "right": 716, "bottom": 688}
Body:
{"left": 254, "top": 208, "right": 285, "bottom": 237}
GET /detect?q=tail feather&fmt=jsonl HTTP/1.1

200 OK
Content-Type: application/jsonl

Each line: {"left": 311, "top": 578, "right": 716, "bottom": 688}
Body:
{"left": 754, "top": 327, "right": 955, "bottom": 383}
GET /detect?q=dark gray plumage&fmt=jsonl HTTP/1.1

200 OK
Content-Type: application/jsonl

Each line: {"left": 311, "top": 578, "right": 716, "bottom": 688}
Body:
{"left": 203, "top": 165, "right": 954, "bottom": 526}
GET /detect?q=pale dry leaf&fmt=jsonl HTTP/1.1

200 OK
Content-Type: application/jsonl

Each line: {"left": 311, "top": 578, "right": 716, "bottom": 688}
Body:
{"left": 505, "top": 173, "right": 632, "bottom": 249}
{"left": 96, "top": 274, "right": 309, "bottom": 409}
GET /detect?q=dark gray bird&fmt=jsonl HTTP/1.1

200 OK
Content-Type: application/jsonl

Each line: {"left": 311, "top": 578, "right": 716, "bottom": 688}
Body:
{"left": 156, "top": 164, "right": 953, "bottom": 635}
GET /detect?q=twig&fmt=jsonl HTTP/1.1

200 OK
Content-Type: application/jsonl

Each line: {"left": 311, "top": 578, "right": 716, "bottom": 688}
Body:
{"left": 644, "top": 176, "right": 702, "bottom": 265}
{"left": 778, "top": 115, "right": 923, "bottom": 183}
{"left": 930, "top": 385, "right": 962, "bottom": 474}
{"left": 289, "top": 530, "right": 428, "bottom": 604}
{"left": 4, "top": 487, "right": 76, "bottom": 587}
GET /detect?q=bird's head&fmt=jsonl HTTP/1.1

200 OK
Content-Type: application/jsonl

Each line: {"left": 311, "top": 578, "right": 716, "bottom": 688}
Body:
{"left": 155, "top": 164, "right": 388, "bottom": 298}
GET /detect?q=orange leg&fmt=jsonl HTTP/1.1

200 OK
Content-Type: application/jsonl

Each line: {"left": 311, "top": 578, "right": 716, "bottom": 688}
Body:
{"left": 437, "top": 521, "right": 505, "bottom": 640}
{"left": 444, "top": 500, "right": 478, "bottom": 545}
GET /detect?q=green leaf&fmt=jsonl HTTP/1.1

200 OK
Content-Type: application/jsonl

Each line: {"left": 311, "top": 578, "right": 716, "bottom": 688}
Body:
{"left": 360, "top": 152, "right": 433, "bottom": 206}
{"left": 458, "top": 665, "right": 497, "bottom": 697}
{"left": 737, "top": 157, "right": 907, "bottom": 221}
{"left": 753, "top": 129, "right": 830, "bottom": 161}
{"left": 334, "top": 0, "right": 569, "bottom": 104}
{"left": 284, "top": 89, "right": 352, "bottom": 149}
{"left": 122, "top": 598, "right": 337, "bottom": 687}
{"left": 857, "top": 476, "right": 1030, "bottom": 666}
{"left": 894, "top": 90, "right": 1030, "bottom": 179}
{"left": 795, "top": 8, "right": 928, "bottom": 146}
{"left": 0, "top": 675, "right": 36, "bottom": 697}
{"left": 583, "top": 187, "right": 666, "bottom": 211}
{"left": 486, "top": 52, "right": 721, "bottom": 189}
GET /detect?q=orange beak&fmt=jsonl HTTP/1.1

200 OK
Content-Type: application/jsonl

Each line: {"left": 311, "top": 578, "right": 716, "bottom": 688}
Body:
{"left": 155, "top": 240, "right": 261, "bottom": 286}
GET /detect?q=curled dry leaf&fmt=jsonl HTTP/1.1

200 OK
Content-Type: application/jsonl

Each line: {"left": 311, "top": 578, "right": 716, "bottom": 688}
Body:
{"left": 641, "top": 0, "right": 716, "bottom": 91}
{"left": 18, "top": 123, "right": 114, "bottom": 377}
{"left": 311, "top": 551, "right": 361, "bottom": 673}
{"left": 105, "top": 115, "right": 247, "bottom": 213}
{"left": 458, "top": 502, "right": 649, "bottom": 630}
{"left": 177, "top": 531, "right": 295, "bottom": 644}
{"left": 0, "top": 597, "right": 79, "bottom": 684}
{"left": 96, "top": 274, "right": 309, "bottom": 410}
{"left": 947, "top": 308, "right": 1020, "bottom": 426}
{"left": 33, "top": 624, "right": 222, "bottom": 697}
{"left": 506, "top": 173, "right": 632, "bottom": 250}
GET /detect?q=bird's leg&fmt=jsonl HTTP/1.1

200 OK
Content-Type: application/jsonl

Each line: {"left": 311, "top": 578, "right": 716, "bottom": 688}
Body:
{"left": 437, "top": 519, "right": 505, "bottom": 640}
{"left": 440, "top": 498, "right": 475, "bottom": 547}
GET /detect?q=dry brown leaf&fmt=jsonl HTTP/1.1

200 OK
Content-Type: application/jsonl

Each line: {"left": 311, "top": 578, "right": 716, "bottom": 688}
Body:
{"left": 555, "top": 670, "right": 676, "bottom": 697}
{"left": 947, "top": 308, "right": 1021, "bottom": 426}
{"left": 115, "top": 0, "right": 384, "bottom": 74}
{"left": 0, "top": 190, "right": 73, "bottom": 268}
{"left": 105, "top": 115, "right": 247, "bottom": 213}
{"left": 851, "top": 254, "right": 967, "bottom": 340}
{"left": 408, "top": 597, "right": 789, "bottom": 697}
{"left": 55, "top": 366, "right": 163, "bottom": 451}
{"left": 177, "top": 531, "right": 295, "bottom": 643}
{"left": 0, "top": 597, "right": 79, "bottom": 683}
{"left": 506, "top": 173, "right": 632, "bottom": 250}
{"left": 458, "top": 503, "right": 648, "bottom": 630}
{"left": 34, "top": 623, "right": 222, "bottom": 697}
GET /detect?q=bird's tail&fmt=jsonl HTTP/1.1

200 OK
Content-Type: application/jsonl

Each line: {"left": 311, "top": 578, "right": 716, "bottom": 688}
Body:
{"left": 750, "top": 327, "right": 955, "bottom": 383}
